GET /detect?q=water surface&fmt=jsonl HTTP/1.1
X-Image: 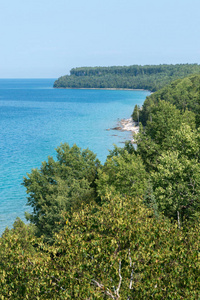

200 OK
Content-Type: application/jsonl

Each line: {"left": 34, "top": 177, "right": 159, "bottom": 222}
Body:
{"left": 0, "top": 79, "right": 150, "bottom": 232}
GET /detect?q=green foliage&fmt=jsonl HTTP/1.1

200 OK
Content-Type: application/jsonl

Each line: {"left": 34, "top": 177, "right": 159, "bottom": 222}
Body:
{"left": 96, "top": 146, "right": 148, "bottom": 199}
{"left": 144, "top": 100, "right": 184, "bottom": 143}
{"left": 166, "top": 124, "right": 200, "bottom": 160}
{"left": 1, "top": 147, "right": 200, "bottom": 298}
{"left": 1, "top": 198, "right": 199, "bottom": 298}
{"left": 0, "top": 219, "right": 70, "bottom": 299}
{"left": 23, "top": 143, "right": 101, "bottom": 241}
{"left": 44, "top": 196, "right": 200, "bottom": 298}
{"left": 146, "top": 124, "right": 200, "bottom": 222}
{"left": 137, "top": 101, "right": 194, "bottom": 171}
{"left": 0, "top": 220, "right": 46, "bottom": 298}
{"left": 151, "top": 151, "right": 200, "bottom": 222}
{"left": 140, "top": 74, "right": 200, "bottom": 126}
{"left": 136, "top": 101, "right": 200, "bottom": 222}
{"left": 143, "top": 179, "right": 159, "bottom": 218}
{"left": 131, "top": 104, "right": 140, "bottom": 123}
{"left": 53, "top": 64, "right": 200, "bottom": 92}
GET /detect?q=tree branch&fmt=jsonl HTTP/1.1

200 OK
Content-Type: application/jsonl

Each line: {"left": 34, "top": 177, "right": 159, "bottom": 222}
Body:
{"left": 115, "top": 260, "right": 122, "bottom": 298}
{"left": 92, "top": 279, "right": 115, "bottom": 299}
{"left": 128, "top": 248, "right": 135, "bottom": 290}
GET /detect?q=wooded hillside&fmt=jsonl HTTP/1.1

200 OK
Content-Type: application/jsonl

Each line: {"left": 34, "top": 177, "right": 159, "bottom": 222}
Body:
{"left": 138, "top": 73, "right": 200, "bottom": 125}
{"left": 54, "top": 64, "right": 200, "bottom": 91}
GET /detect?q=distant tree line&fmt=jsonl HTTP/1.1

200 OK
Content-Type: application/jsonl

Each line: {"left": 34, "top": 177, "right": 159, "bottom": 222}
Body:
{"left": 54, "top": 64, "right": 200, "bottom": 92}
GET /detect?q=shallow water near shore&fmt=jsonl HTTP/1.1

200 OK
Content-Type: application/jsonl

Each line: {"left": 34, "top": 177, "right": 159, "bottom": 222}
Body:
{"left": 0, "top": 79, "right": 150, "bottom": 233}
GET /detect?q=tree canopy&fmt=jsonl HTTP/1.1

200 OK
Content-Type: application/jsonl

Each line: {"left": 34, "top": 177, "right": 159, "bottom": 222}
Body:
{"left": 140, "top": 74, "right": 200, "bottom": 126}
{"left": 23, "top": 143, "right": 100, "bottom": 241}
{"left": 96, "top": 146, "right": 148, "bottom": 199}
{"left": 0, "top": 197, "right": 199, "bottom": 299}
{"left": 53, "top": 64, "right": 200, "bottom": 92}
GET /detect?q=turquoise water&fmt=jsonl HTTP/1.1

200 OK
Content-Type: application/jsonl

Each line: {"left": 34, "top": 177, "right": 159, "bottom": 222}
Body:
{"left": 0, "top": 79, "right": 150, "bottom": 233}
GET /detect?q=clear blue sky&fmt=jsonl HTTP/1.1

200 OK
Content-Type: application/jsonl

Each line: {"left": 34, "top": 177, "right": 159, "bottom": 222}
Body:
{"left": 0, "top": 0, "right": 199, "bottom": 78}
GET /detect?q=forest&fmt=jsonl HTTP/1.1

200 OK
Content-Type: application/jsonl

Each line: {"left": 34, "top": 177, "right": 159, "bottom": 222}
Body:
{"left": 53, "top": 64, "right": 200, "bottom": 92}
{"left": 0, "top": 71, "right": 200, "bottom": 299}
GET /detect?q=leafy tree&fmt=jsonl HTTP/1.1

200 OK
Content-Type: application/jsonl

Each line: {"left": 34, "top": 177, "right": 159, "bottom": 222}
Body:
{"left": 136, "top": 101, "right": 200, "bottom": 221}
{"left": 46, "top": 195, "right": 200, "bottom": 299}
{"left": 0, "top": 196, "right": 199, "bottom": 298}
{"left": 0, "top": 220, "right": 49, "bottom": 298}
{"left": 144, "top": 101, "right": 192, "bottom": 143}
{"left": 166, "top": 124, "right": 200, "bottom": 160}
{"left": 147, "top": 124, "right": 200, "bottom": 222}
{"left": 96, "top": 146, "right": 147, "bottom": 200}
{"left": 151, "top": 151, "right": 200, "bottom": 223}
{"left": 131, "top": 104, "right": 140, "bottom": 123}
{"left": 136, "top": 100, "right": 195, "bottom": 171}
{"left": 140, "top": 74, "right": 200, "bottom": 126}
{"left": 143, "top": 179, "right": 159, "bottom": 218}
{"left": 23, "top": 143, "right": 101, "bottom": 241}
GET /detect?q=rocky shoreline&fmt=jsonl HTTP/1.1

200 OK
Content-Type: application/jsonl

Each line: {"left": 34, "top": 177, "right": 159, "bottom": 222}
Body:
{"left": 107, "top": 118, "right": 139, "bottom": 143}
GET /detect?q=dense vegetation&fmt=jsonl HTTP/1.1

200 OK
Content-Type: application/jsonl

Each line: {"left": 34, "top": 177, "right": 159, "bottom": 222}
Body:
{"left": 53, "top": 64, "right": 200, "bottom": 92}
{"left": 137, "top": 73, "right": 200, "bottom": 126}
{"left": 0, "top": 73, "right": 200, "bottom": 298}
{"left": 23, "top": 144, "right": 100, "bottom": 242}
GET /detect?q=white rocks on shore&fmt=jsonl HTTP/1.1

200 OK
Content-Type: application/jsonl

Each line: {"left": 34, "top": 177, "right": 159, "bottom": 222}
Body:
{"left": 119, "top": 118, "right": 139, "bottom": 133}
{"left": 107, "top": 117, "right": 139, "bottom": 143}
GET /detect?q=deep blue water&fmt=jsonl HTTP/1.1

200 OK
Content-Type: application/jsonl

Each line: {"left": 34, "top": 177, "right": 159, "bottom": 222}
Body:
{"left": 0, "top": 79, "right": 150, "bottom": 233}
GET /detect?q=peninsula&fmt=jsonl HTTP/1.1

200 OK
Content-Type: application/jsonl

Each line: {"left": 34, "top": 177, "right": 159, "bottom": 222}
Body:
{"left": 53, "top": 64, "right": 200, "bottom": 92}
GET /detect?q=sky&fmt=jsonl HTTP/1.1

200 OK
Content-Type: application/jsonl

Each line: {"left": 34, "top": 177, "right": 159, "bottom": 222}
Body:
{"left": 0, "top": 0, "right": 199, "bottom": 78}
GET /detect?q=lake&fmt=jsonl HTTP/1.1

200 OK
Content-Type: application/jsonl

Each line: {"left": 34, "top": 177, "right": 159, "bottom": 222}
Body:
{"left": 0, "top": 79, "right": 150, "bottom": 233}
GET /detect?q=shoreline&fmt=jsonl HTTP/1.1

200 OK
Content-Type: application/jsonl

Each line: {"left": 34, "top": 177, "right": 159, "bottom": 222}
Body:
{"left": 119, "top": 118, "right": 139, "bottom": 133}
{"left": 107, "top": 117, "right": 139, "bottom": 143}
{"left": 55, "top": 86, "right": 145, "bottom": 142}
{"left": 54, "top": 87, "right": 149, "bottom": 92}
